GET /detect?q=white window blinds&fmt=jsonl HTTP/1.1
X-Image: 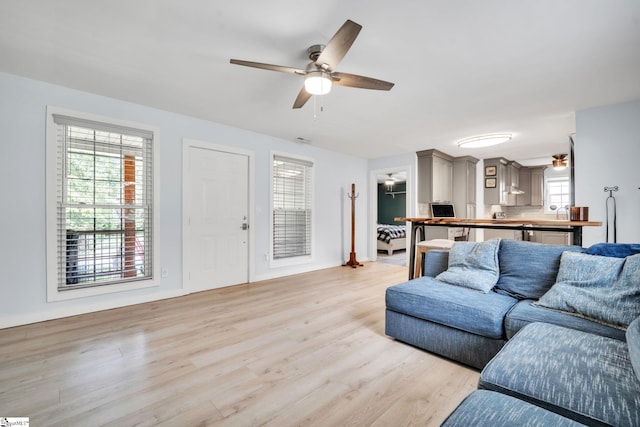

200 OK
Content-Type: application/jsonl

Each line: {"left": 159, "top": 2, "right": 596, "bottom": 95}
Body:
{"left": 272, "top": 155, "right": 313, "bottom": 259}
{"left": 53, "top": 114, "right": 154, "bottom": 290}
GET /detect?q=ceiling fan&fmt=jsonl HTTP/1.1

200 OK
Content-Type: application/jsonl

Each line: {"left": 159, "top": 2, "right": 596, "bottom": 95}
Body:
{"left": 230, "top": 19, "right": 395, "bottom": 109}
{"left": 552, "top": 154, "right": 568, "bottom": 170}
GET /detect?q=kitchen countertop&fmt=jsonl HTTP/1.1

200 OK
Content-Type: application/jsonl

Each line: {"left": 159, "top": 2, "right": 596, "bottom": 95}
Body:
{"left": 395, "top": 217, "right": 602, "bottom": 227}
{"left": 398, "top": 217, "right": 602, "bottom": 280}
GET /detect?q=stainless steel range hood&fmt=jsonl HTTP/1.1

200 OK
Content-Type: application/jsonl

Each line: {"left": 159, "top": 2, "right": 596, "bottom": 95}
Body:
{"left": 508, "top": 186, "right": 525, "bottom": 195}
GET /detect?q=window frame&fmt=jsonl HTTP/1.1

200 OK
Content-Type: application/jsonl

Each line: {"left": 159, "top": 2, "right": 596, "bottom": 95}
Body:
{"left": 46, "top": 106, "right": 160, "bottom": 302}
{"left": 544, "top": 174, "right": 571, "bottom": 213}
{"left": 269, "top": 151, "right": 314, "bottom": 267}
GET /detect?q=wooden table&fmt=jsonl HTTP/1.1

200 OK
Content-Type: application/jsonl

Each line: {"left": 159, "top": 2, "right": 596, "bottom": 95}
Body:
{"left": 396, "top": 217, "right": 603, "bottom": 280}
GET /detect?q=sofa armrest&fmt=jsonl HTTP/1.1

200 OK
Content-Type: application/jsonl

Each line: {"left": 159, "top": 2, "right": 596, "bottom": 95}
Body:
{"left": 423, "top": 249, "right": 449, "bottom": 277}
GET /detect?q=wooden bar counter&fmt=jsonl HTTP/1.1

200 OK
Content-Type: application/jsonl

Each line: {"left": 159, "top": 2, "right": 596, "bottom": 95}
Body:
{"left": 396, "top": 217, "right": 602, "bottom": 280}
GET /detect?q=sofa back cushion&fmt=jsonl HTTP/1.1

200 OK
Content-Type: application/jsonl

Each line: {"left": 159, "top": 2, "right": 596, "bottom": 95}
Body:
{"left": 628, "top": 317, "right": 640, "bottom": 381}
{"left": 423, "top": 249, "right": 449, "bottom": 277}
{"left": 495, "top": 240, "right": 583, "bottom": 300}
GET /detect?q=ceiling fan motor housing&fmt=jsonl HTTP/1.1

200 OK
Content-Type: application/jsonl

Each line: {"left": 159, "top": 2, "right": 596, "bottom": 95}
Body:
{"left": 307, "top": 44, "right": 326, "bottom": 61}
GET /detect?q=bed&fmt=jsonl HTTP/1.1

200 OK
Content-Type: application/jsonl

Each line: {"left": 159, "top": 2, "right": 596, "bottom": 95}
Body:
{"left": 377, "top": 224, "right": 407, "bottom": 255}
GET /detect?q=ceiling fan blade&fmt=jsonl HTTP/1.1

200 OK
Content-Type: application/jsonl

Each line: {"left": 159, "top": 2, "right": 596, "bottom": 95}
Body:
{"left": 331, "top": 72, "right": 395, "bottom": 91}
{"left": 293, "top": 87, "right": 312, "bottom": 109}
{"left": 315, "top": 19, "right": 362, "bottom": 71}
{"left": 230, "top": 59, "right": 306, "bottom": 75}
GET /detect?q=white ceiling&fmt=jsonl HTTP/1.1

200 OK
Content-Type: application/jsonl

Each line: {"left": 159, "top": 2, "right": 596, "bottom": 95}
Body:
{"left": 2, "top": 1, "right": 639, "bottom": 164}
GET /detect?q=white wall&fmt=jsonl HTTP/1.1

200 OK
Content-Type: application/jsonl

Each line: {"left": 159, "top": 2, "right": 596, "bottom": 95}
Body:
{"left": 0, "top": 72, "right": 368, "bottom": 328}
{"left": 575, "top": 99, "right": 640, "bottom": 245}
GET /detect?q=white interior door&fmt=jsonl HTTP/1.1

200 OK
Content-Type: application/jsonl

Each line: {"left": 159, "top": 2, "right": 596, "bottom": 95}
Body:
{"left": 185, "top": 146, "right": 249, "bottom": 292}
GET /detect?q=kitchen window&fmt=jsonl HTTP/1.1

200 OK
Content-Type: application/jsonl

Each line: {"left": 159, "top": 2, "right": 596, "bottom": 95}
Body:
{"left": 46, "top": 108, "right": 158, "bottom": 301}
{"left": 546, "top": 176, "right": 571, "bottom": 213}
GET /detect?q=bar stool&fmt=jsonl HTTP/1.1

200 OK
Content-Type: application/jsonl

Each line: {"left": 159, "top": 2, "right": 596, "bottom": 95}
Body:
{"left": 413, "top": 239, "right": 455, "bottom": 278}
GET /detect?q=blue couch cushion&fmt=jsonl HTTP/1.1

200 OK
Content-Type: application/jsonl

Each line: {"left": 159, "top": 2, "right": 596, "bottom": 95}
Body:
{"left": 479, "top": 322, "right": 640, "bottom": 426}
{"left": 494, "top": 240, "right": 583, "bottom": 300}
{"left": 536, "top": 252, "right": 640, "bottom": 328}
{"left": 441, "top": 390, "right": 587, "bottom": 427}
{"left": 436, "top": 239, "right": 500, "bottom": 293}
{"left": 629, "top": 317, "right": 640, "bottom": 382}
{"left": 504, "top": 300, "right": 627, "bottom": 341}
{"left": 386, "top": 277, "right": 517, "bottom": 339}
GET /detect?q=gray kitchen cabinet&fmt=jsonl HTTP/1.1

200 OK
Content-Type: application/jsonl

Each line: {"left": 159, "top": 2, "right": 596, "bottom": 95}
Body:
{"left": 506, "top": 161, "right": 522, "bottom": 206}
{"left": 417, "top": 149, "right": 454, "bottom": 203}
{"left": 530, "top": 167, "right": 545, "bottom": 206}
{"left": 517, "top": 168, "right": 532, "bottom": 206}
{"left": 514, "top": 166, "right": 546, "bottom": 206}
{"left": 453, "top": 156, "right": 478, "bottom": 238}
{"left": 453, "top": 156, "right": 478, "bottom": 205}
{"left": 533, "top": 230, "right": 570, "bottom": 245}
{"left": 484, "top": 228, "right": 523, "bottom": 241}
{"left": 483, "top": 157, "right": 509, "bottom": 205}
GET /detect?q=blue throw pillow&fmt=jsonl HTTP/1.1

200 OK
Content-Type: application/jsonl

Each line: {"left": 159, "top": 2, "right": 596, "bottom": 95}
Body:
{"left": 435, "top": 239, "right": 500, "bottom": 293}
{"left": 585, "top": 243, "right": 640, "bottom": 258}
{"left": 536, "top": 252, "right": 640, "bottom": 328}
{"left": 628, "top": 317, "right": 640, "bottom": 381}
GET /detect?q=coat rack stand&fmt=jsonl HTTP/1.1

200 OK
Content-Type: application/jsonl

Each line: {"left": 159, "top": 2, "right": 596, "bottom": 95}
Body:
{"left": 343, "top": 183, "right": 363, "bottom": 268}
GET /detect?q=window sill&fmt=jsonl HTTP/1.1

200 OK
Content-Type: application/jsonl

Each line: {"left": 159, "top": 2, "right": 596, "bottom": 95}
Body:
{"left": 47, "top": 278, "right": 159, "bottom": 302}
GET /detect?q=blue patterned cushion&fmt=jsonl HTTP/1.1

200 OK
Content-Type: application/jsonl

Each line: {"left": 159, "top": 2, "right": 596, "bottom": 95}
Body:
{"left": 479, "top": 322, "right": 640, "bottom": 426}
{"left": 536, "top": 252, "right": 640, "bottom": 328}
{"left": 435, "top": 239, "right": 500, "bottom": 293}
{"left": 441, "top": 390, "right": 586, "bottom": 427}
{"left": 505, "top": 300, "right": 627, "bottom": 341}
{"left": 629, "top": 317, "right": 640, "bottom": 381}
{"left": 495, "top": 240, "right": 583, "bottom": 300}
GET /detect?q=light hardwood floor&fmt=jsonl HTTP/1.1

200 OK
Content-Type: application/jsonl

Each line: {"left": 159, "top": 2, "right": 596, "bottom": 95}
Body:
{"left": 0, "top": 262, "right": 478, "bottom": 426}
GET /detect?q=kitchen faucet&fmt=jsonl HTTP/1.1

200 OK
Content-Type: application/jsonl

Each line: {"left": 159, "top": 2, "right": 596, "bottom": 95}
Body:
{"left": 556, "top": 206, "right": 569, "bottom": 220}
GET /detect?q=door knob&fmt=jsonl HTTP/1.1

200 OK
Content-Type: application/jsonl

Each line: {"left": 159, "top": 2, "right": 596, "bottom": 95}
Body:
{"left": 241, "top": 223, "right": 249, "bottom": 230}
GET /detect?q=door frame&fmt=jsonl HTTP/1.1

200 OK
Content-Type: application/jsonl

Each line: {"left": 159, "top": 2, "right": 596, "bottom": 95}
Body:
{"left": 182, "top": 139, "right": 255, "bottom": 291}
{"left": 369, "top": 165, "right": 413, "bottom": 262}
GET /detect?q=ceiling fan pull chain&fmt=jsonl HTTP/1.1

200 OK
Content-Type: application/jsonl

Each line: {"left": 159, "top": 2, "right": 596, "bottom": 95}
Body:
{"left": 313, "top": 94, "right": 317, "bottom": 120}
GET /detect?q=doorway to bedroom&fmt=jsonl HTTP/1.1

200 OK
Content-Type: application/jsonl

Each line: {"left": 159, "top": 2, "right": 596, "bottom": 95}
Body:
{"left": 371, "top": 168, "right": 410, "bottom": 266}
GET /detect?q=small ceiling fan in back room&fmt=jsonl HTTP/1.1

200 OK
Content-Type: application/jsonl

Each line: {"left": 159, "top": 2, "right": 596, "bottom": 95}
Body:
{"left": 230, "top": 19, "right": 395, "bottom": 109}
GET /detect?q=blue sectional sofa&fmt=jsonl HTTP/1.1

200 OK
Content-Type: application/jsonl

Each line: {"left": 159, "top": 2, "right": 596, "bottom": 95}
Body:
{"left": 385, "top": 239, "right": 640, "bottom": 426}
{"left": 386, "top": 239, "right": 603, "bottom": 368}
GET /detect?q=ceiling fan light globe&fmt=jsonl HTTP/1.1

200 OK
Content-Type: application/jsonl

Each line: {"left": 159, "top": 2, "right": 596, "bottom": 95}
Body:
{"left": 304, "top": 71, "right": 332, "bottom": 95}
{"left": 552, "top": 159, "right": 567, "bottom": 170}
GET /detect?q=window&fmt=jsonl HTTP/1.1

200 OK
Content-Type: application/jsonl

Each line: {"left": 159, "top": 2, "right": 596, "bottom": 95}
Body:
{"left": 546, "top": 176, "right": 571, "bottom": 212}
{"left": 272, "top": 154, "right": 313, "bottom": 260}
{"left": 46, "top": 108, "right": 157, "bottom": 300}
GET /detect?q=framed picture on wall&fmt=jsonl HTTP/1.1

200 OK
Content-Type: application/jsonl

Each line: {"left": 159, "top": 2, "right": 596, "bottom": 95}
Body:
{"left": 485, "top": 166, "right": 497, "bottom": 176}
{"left": 485, "top": 178, "right": 497, "bottom": 188}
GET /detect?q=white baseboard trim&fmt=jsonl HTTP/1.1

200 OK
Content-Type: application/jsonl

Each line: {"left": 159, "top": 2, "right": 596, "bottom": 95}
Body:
{"left": 252, "top": 258, "right": 371, "bottom": 283}
{"left": 0, "top": 289, "right": 189, "bottom": 330}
